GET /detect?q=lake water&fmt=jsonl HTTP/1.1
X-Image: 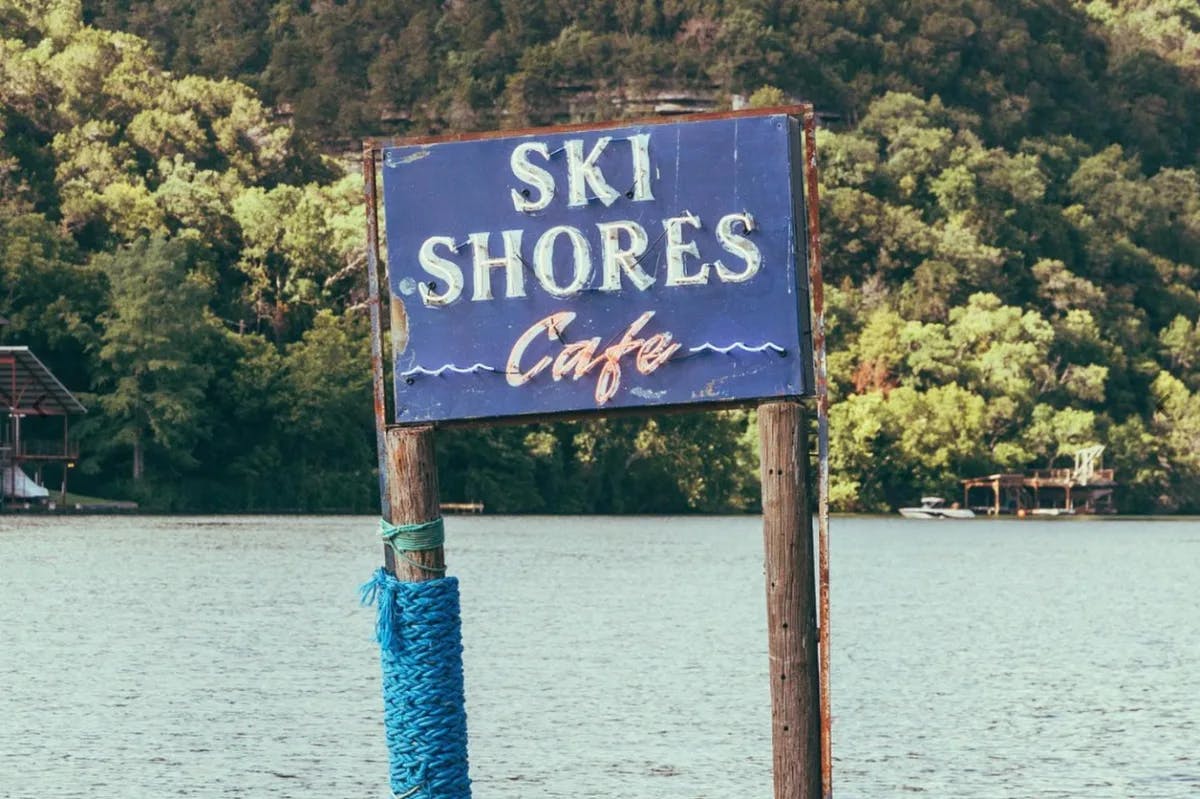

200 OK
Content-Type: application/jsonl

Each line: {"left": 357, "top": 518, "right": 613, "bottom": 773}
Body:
{"left": 1, "top": 515, "right": 1197, "bottom": 798}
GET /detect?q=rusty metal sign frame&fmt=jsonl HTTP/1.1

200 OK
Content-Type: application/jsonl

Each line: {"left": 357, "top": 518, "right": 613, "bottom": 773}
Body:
{"left": 801, "top": 106, "right": 833, "bottom": 799}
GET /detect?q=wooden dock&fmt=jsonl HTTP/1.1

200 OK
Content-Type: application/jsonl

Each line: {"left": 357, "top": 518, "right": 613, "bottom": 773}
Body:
{"left": 961, "top": 446, "right": 1116, "bottom": 515}
{"left": 439, "top": 502, "right": 484, "bottom": 514}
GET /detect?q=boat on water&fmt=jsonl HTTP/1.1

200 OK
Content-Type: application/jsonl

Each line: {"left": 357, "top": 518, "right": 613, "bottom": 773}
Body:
{"left": 898, "top": 497, "right": 976, "bottom": 519}
{"left": 1029, "top": 506, "right": 1075, "bottom": 516}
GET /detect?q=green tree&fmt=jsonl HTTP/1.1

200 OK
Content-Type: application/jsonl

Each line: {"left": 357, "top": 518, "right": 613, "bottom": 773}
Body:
{"left": 1160, "top": 315, "right": 1200, "bottom": 388}
{"left": 231, "top": 182, "right": 353, "bottom": 341}
{"left": 93, "top": 236, "right": 218, "bottom": 485}
{"left": 277, "top": 310, "right": 376, "bottom": 510}
{"left": 1144, "top": 371, "right": 1200, "bottom": 511}
{"left": 0, "top": 212, "right": 104, "bottom": 388}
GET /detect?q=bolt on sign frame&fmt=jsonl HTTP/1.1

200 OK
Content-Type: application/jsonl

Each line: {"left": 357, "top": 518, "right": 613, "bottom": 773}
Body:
{"left": 363, "top": 104, "right": 832, "bottom": 799}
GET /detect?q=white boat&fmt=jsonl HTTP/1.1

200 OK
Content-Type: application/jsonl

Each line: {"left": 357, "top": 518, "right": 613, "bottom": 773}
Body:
{"left": 1030, "top": 507, "right": 1075, "bottom": 516}
{"left": 898, "top": 497, "right": 976, "bottom": 519}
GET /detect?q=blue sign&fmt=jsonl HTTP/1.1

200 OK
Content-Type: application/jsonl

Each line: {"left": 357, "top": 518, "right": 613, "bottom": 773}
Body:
{"left": 382, "top": 112, "right": 813, "bottom": 424}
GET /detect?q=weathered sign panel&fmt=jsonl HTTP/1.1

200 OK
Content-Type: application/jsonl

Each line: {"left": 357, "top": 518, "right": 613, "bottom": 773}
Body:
{"left": 382, "top": 111, "right": 813, "bottom": 424}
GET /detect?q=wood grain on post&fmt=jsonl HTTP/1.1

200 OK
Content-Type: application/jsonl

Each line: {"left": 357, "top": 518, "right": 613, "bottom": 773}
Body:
{"left": 759, "top": 400, "right": 822, "bottom": 799}
{"left": 384, "top": 425, "right": 445, "bottom": 582}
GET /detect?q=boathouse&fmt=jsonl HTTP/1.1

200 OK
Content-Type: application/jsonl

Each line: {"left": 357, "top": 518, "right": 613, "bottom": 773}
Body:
{"left": 0, "top": 345, "right": 86, "bottom": 507}
{"left": 961, "top": 445, "right": 1116, "bottom": 515}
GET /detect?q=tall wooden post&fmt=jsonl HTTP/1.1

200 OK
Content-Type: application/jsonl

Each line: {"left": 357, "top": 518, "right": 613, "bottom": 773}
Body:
{"left": 363, "top": 142, "right": 397, "bottom": 574}
{"left": 384, "top": 425, "right": 445, "bottom": 580}
{"left": 759, "top": 399, "right": 822, "bottom": 799}
{"left": 61, "top": 417, "right": 69, "bottom": 504}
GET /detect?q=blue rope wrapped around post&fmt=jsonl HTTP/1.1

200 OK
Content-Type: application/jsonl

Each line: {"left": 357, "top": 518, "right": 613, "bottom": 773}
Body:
{"left": 361, "top": 564, "right": 472, "bottom": 799}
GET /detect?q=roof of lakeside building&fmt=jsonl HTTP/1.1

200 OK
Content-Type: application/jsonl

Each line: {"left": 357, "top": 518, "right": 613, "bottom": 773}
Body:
{"left": 0, "top": 346, "right": 87, "bottom": 415}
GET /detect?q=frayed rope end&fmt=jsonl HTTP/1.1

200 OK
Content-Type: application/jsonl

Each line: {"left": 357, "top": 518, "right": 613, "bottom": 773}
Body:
{"left": 359, "top": 567, "right": 400, "bottom": 651}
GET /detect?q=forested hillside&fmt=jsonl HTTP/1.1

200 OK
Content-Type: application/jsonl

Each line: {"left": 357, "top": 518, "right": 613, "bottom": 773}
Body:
{"left": 3, "top": 0, "right": 1200, "bottom": 512}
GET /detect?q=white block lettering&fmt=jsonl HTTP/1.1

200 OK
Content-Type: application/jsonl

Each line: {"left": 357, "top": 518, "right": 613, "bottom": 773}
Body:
{"left": 470, "top": 230, "right": 526, "bottom": 301}
{"left": 629, "top": 133, "right": 654, "bottom": 202}
{"left": 565, "top": 137, "right": 620, "bottom": 207}
{"left": 663, "top": 213, "right": 708, "bottom": 286}
{"left": 714, "top": 212, "right": 761, "bottom": 282}
{"left": 417, "top": 236, "right": 464, "bottom": 306}
{"left": 533, "top": 225, "right": 592, "bottom": 297}
{"left": 509, "top": 141, "right": 555, "bottom": 212}
{"left": 598, "top": 220, "right": 653, "bottom": 291}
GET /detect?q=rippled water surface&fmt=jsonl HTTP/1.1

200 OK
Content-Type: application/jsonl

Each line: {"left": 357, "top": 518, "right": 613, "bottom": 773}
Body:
{"left": 2, "top": 515, "right": 1198, "bottom": 798}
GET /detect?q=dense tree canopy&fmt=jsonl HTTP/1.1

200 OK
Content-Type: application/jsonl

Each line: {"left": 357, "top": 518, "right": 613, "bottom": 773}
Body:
{"left": 3, "top": 0, "right": 1200, "bottom": 512}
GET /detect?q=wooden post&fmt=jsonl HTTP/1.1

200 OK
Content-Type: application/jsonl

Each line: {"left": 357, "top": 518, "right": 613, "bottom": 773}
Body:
{"left": 364, "top": 142, "right": 397, "bottom": 575}
{"left": 759, "top": 399, "right": 822, "bottom": 799}
{"left": 61, "top": 417, "right": 69, "bottom": 504}
{"left": 384, "top": 425, "right": 445, "bottom": 580}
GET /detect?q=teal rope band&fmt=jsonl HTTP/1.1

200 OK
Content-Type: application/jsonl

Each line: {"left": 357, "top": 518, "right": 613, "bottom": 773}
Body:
{"left": 381, "top": 518, "right": 447, "bottom": 574}
{"left": 381, "top": 517, "right": 445, "bottom": 550}
{"left": 360, "top": 568, "right": 472, "bottom": 799}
